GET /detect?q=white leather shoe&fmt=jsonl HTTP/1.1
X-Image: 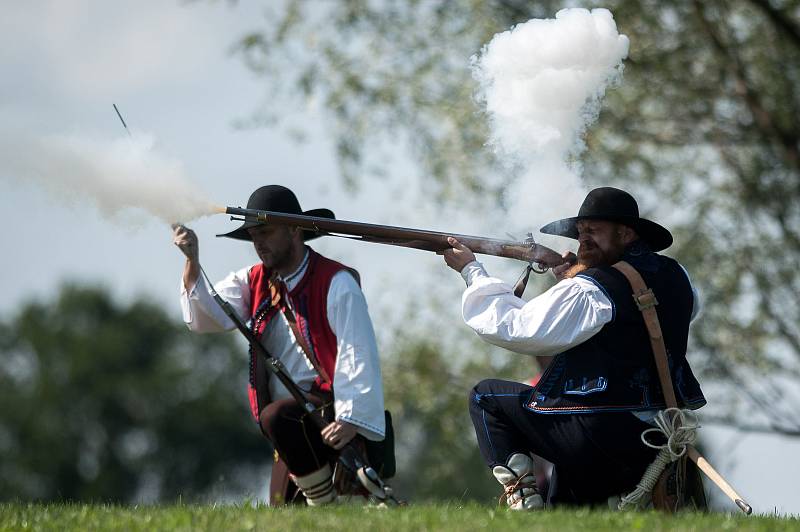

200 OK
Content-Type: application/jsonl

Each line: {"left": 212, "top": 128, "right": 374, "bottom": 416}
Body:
{"left": 492, "top": 453, "right": 544, "bottom": 510}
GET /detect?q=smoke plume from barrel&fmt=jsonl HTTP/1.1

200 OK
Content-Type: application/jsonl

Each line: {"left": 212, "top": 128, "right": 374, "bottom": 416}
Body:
{"left": 0, "top": 130, "right": 218, "bottom": 224}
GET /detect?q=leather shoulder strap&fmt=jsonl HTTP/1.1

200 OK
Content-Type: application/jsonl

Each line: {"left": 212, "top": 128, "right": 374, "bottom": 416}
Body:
{"left": 264, "top": 267, "right": 333, "bottom": 386}
{"left": 612, "top": 261, "right": 678, "bottom": 408}
{"left": 282, "top": 303, "right": 333, "bottom": 385}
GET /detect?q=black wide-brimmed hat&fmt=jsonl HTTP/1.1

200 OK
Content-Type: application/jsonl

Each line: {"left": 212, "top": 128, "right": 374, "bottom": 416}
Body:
{"left": 539, "top": 187, "right": 673, "bottom": 252}
{"left": 217, "top": 185, "right": 335, "bottom": 242}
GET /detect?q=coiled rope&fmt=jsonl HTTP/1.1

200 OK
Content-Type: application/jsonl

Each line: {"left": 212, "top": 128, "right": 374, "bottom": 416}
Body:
{"left": 618, "top": 408, "right": 699, "bottom": 510}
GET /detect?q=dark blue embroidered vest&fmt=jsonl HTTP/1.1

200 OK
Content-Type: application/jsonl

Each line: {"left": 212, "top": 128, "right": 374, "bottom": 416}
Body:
{"left": 527, "top": 242, "right": 706, "bottom": 414}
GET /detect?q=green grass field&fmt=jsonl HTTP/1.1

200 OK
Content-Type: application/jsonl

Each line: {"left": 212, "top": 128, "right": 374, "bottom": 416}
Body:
{"left": 1, "top": 502, "right": 798, "bottom": 532}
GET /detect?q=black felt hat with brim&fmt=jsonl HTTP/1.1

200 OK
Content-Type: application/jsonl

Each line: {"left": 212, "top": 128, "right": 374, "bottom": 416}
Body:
{"left": 217, "top": 185, "right": 334, "bottom": 242}
{"left": 539, "top": 187, "right": 673, "bottom": 252}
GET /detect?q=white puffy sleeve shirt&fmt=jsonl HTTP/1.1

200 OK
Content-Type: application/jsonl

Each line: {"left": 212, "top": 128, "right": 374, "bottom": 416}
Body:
{"left": 459, "top": 261, "right": 700, "bottom": 356}
{"left": 180, "top": 264, "right": 386, "bottom": 441}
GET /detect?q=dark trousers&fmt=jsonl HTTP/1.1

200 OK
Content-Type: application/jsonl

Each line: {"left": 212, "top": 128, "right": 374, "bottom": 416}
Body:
{"left": 469, "top": 379, "right": 658, "bottom": 506}
{"left": 259, "top": 396, "right": 335, "bottom": 476}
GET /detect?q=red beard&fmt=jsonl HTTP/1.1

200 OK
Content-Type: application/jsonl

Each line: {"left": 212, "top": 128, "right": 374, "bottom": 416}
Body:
{"left": 576, "top": 240, "right": 625, "bottom": 269}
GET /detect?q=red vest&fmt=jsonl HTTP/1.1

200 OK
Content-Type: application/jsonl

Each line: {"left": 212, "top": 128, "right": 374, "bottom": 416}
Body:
{"left": 246, "top": 248, "right": 358, "bottom": 421}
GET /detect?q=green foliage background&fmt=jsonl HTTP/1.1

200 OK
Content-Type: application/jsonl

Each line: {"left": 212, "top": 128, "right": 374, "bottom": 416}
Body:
{"left": 0, "top": 286, "right": 267, "bottom": 502}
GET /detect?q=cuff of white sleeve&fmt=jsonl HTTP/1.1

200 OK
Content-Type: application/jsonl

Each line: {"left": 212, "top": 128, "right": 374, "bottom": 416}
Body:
{"left": 179, "top": 276, "right": 201, "bottom": 324}
{"left": 460, "top": 261, "right": 488, "bottom": 287}
{"left": 184, "top": 276, "right": 200, "bottom": 297}
{"left": 337, "top": 416, "right": 385, "bottom": 442}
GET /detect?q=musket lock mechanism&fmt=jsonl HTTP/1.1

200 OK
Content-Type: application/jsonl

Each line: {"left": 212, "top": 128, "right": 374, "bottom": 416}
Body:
{"left": 525, "top": 233, "right": 550, "bottom": 274}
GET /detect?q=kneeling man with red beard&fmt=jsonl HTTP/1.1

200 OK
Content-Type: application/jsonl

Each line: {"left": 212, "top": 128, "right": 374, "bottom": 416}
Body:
{"left": 441, "top": 187, "right": 705, "bottom": 508}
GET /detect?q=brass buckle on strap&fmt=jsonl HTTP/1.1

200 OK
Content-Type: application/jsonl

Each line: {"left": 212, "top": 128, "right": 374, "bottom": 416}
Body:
{"left": 633, "top": 289, "right": 659, "bottom": 310}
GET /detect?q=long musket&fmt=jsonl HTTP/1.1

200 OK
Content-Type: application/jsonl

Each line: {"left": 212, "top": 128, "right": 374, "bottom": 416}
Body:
{"left": 223, "top": 207, "right": 567, "bottom": 271}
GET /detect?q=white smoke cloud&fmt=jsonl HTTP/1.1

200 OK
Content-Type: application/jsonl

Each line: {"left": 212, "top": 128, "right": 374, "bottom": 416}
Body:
{"left": 0, "top": 130, "right": 218, "bottom": 224}
{"left": 471, "top": 8, "right": 629, "bottom": 236}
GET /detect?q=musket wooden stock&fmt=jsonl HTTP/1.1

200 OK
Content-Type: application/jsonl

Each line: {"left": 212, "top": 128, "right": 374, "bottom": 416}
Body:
{"left": 225, "top": 207, "right": 566, "bottom": 268}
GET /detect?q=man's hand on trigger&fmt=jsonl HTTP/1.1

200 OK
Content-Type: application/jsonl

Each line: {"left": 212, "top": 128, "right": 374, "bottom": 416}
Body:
{"left": 172, "top": 224, "right": 199, "bottom": 262}
{"left": 321, "top": 420, "right": 358, "bottom": 450}
{"left": 552, "top": 250, "right": 578, "bottom": 281}
{"left": 439, "top": 237, "right": 477, "bottom": 273}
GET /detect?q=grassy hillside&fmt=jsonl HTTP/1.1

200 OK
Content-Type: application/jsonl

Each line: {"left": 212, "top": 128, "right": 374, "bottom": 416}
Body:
{"left": 1, "top": 502, "right": 797, "bottom": 532}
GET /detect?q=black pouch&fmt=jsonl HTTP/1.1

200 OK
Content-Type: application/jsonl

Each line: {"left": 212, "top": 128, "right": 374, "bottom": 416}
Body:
{"left": 364, "top": 410, "right": 396, "bottom": 478}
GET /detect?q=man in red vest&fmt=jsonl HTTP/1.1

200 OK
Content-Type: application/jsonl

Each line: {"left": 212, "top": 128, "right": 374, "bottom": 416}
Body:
{"left": 173, "top": 185, "right": 385, "bottom": 506}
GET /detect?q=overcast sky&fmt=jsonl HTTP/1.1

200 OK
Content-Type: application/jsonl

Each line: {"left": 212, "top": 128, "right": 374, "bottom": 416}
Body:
{"left": 1, "top": 1, "right": 798, "bottom": 514}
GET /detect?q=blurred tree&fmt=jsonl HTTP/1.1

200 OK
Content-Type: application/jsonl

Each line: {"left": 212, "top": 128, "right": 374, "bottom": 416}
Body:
{"left": 235, "top": 0, "right": 800, "bottom": 434}
{"left": 382, "top": 336, "right": 532, "bottom": 502}
{"left": 0, "top": 285, "right": 269, "bottom": 502}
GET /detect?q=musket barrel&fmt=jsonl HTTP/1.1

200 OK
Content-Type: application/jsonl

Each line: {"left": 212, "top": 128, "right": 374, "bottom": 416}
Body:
{"left": 225, "top": 207, "right": 565, "bottom": 268}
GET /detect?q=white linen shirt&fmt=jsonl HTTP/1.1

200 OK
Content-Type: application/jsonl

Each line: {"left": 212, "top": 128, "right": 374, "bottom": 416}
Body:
{"left": 180, "top": 250, "right": 386, "bottom": 440}
{"left": 459, "top": 260, "right": 700, "bottom": 355}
